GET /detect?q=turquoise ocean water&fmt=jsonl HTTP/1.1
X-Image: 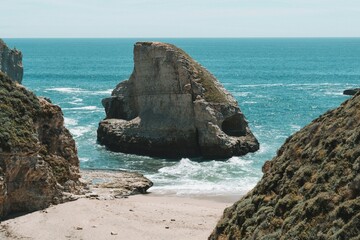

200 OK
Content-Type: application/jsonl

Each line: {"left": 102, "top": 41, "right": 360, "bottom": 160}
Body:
{"left": 4, "top": 38, "right": 360, "bottom": 197}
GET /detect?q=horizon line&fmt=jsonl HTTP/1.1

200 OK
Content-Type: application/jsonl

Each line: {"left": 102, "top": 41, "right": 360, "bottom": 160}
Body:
{"left": 3, "top": 36, "right": 360, "bottom": 39}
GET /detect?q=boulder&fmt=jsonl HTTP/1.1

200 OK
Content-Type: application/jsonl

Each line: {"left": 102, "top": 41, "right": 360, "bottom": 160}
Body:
{"left": 0, "top": 72, "right": 81, "bottom": 219}
{"left": 98, "top": 42, "right": 259, "bottom": 159}
{"left": 81, "top": 170, "right": 153, "bottom": 198}
{"left": 210, "top": 92, "right": 360, "bottom": 239}
{"left": 0, "top": 39, "right": 23, "bottom": 83}
{"left": 343, "top": 88, "right": 360, "bottom": 96}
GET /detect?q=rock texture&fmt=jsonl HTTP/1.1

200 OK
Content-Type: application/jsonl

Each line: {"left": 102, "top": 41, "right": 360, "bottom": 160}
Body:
{"left": 343, "top": 88, "right": 360, "bottom": 96}
{"left": 0, "top": 39, "right": 23, "bottom": 83}
{"left": 0, "top": 72, "right": 81, "bottom": 219}
{"left": 81, "top": 170, "right": 153, "bottom": 199}
{"left": 98, "top": 42, "right": 259, "bottom": 159}
{"left": 210, "top": 93, "right": 360, "bottom": 239}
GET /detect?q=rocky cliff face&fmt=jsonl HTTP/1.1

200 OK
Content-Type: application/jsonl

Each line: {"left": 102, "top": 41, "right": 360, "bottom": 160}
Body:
{"left": 210, "top": 93, "right": 360, "bottom": 239}
{"left": 0, "top": 39, "right": 23, "bottom": 83}
{"left": 98, "top": 42, "right": 259, "bottom": 159}
{"left": 0, "top": 72, "right": 81, "bottom": 219}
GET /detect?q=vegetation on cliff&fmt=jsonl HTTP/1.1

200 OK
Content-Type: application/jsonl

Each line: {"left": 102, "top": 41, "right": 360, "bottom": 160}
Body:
{"left": 0, "top": 72, "right": 40, "bottom": 152}
{"left": 0, "top": 72, "right": 80, "bottom": 219}
{"left": 168, "top": 43, "right": 228, "bottom": 103}
{"left": 211, "top": 93, "right": 360, "bottom": 239}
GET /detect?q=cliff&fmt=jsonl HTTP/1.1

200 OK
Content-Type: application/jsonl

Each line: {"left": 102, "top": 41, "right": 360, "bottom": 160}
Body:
{"left": 0, "top": 39, "right": 23, "bottom": 83}
{"left": 0, "top": 72, "right": 81, "bottom": 219}
{"left": 98, "top": 42, "right": 259, "bottom": 159}
{"left": 210, "top": 93, "right": 360, "bottom": 239}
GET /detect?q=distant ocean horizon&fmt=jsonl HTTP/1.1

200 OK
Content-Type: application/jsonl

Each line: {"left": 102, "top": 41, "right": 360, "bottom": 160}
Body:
{"left": 5, "top": 38, "right": 359, "bottom": 197}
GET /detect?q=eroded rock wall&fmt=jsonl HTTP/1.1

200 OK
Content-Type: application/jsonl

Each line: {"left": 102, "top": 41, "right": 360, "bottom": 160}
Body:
{"left": 0, "top": 39, "right": 23, "bottom": 83}
{"left": 210, "top": 93, "right": 360, "bottom": 239}
{"left": 0, "top": 72, "right": 80, "bottom": 219}
{"left": 98, "top": 42, "right": 259, "bottom": 159}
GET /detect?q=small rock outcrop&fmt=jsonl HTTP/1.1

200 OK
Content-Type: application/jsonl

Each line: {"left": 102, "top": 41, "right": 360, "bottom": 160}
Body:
{"left": 210, "top": 93, "right": 360, "bottom": 239}
{"left": 81, "top": 170, "right": 153, "bottom": 199}
{"left": 0, "top": 39, "right": 23, "bottom": 83}
{"left": 98, "top": 42, "right": 259, "bottom": 159}
{"left": 0, "top": 72, "right": 81, "bottom": 219}
{"left": 343, "top": 88, "right": 360, "bottom": 96}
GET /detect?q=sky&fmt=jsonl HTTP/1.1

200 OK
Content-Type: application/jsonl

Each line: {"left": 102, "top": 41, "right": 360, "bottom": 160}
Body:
{"left": 1, "top": 0, "right": 360, "bottom": 38}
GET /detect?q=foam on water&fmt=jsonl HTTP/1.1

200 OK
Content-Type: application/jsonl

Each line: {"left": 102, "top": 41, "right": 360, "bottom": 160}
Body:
{"left": 79, "top": 157, "right": 90, "bottom": 162}
{"left": 89, "top": 89, "right": 113, "bottom": 95}
{"left": 69, "top": 126, "right": 93, "bottom": 138}
{"left": 149, "top": 158, "right": 260, "bottom": 196}
{"left": 69, "top": 97, "right": 83, "bottom": 105}
{"left": 46, "top": 87, "right": 114, "bottom": 97}
{"left": 64, "top": 117, "right": 78, "bottom": 126}
{"left": 63, "top": 106, "right": 99, "bottom": 111}
{"left": 46, "top": 87, "right": 85, "bottom": 93}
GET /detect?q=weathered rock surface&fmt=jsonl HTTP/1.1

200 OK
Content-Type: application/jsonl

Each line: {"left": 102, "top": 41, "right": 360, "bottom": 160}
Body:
{"left": 0, "top": 72, "right": 81, "bottom": 219}
{"left": 81, "top": 170, "right": 153, "bottom": 199}
{"left": 210, "top": 93, "right": 360, "bottom": 239}
{"left": 98, "top": 42, "right": 259, "bottom": 159}
{"left": 343, "top": 88, "right": 360, "bottom": 96}
{"left": 0, "top": 39, "right": 23, "bottom": 83}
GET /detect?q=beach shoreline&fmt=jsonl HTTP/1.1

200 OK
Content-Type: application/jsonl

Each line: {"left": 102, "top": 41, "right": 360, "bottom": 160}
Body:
{"left": 0, "top": 169, "right": 237, "bottom": 240}
{"left": 0, "top": 193, "right": 235, "bottom": 240}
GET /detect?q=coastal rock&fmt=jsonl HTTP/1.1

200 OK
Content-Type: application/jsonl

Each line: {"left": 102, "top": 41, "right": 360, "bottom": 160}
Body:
{"left": 210, "top": 92, "right": 360, "bottom": 239}
{"left": 343, "top": 88, "right": 360, "bottom": 96}
{"left": 0, "top": 72, "right": 81, "bottom": 219}
{"left": 0, "top": 39, "right": 23, "bottom": 83}
{"left": 98, "top": 42, "right": 259, "bottom": 159}
{"left": 81, "top": 170, "right": 153, "bottom": 198}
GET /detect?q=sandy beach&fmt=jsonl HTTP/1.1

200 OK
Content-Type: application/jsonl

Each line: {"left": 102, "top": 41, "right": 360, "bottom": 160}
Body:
{"left": 0, "top": 193, "right": 233, "bottom": 240}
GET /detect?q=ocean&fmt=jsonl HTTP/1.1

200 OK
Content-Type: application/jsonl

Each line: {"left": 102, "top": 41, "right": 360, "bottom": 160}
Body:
{"left": 4, "top": 38, "right": 360, "bottom": 197}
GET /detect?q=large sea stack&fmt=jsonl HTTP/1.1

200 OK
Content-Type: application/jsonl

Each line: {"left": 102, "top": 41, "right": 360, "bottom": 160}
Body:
{"left": 210, "top": 93, "right": 360, "bottom": 239}
{"left": 98, "top": 42, "right": 259, "bottom": 159}
{"left": 0, "top": 39, "right": 23, "bottom": 83}
{"left": 0, "top": 40, "right": 81, "bottom": 219}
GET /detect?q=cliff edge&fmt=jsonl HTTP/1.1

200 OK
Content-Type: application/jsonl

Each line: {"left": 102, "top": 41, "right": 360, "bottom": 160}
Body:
{"left": 0, "top": 72, "right": 81, "bottom": 219}
{"left": 0, "top": 39, "right": 23, "bottom": 83}
{"left": 98, "top": 42, "right": 259, "bottom": 159}
{"left": 210, "top": 93, "right": 360, "bottom": 239}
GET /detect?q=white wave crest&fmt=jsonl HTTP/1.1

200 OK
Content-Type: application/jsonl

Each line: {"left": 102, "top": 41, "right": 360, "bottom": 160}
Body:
{"left": 63, "top": 106, "right": 99, "bottom": 111}
{"left": 45, "top": 87, "right": 113, "bottom": 96}
{"left": 45, "top": 87, "right": 85, "bottom": 93}
{"left": 64, "top": 117, "right": 78, "bottom": 126}
{"left": 69, "top": 126, "right": 92, "bottom": 138}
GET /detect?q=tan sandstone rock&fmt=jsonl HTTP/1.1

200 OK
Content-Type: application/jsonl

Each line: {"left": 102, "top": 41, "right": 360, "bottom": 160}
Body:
{"left": 0, "top": 72, "right": 81, "bottom": 219}
{"left": 98, "top": 42, "right": 259, "bottom": 159}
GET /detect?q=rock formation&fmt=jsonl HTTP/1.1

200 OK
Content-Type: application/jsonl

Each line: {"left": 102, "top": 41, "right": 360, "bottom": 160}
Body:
{"left": 210, "top": 93, "right": 360, "bottom": 239}
{"left": 343, "top": 88, "right": 360, "bottom": 96}
{"left": 81, "top": 170, "right": 153, "bottom": 199}
{"left": 98, "top": 42, "right": 259, "bottom": 159}
{"left": 0, "top": 39, "right": 23, "bottom": 83}
{"left": 0, "top": 72, "right": 81, "bottom": 219}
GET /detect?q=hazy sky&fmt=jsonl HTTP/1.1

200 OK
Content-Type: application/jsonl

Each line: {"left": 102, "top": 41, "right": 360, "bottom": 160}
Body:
{"left": 1, "top": 0, "right": 359, "bottom": 38}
